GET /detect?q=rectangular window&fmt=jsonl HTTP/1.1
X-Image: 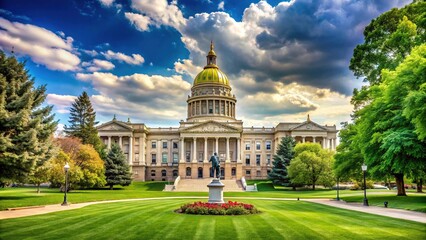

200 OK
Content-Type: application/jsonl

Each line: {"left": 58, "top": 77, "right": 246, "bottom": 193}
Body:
{"left": 202, "top": 100, "right": 207, "bottom": 114}
{"left": 245, "top": 154, "right": 250, "bottom": 166}
{"left": 245, "top": 142, "right": 250, "bottom": 150}
{"left": 246, "top": 170, "right": 251, "bottom": 175}
{"left": 163, "top": 141, "right": 168, "bottom": 149}
{"left": 152, "top": 141, "right": 157, "bottom": 149}
{"left": 215, "top": 100, "right": 219, "bottom": 114}
{"left": 208, "top": 100, "right": 213, "bottom": 114}
{"left": 257, "top": 170, "right": 261, "bottom": 177}
{"left": 256, "top": 141, "right": 261, "bottom": 150}
{"left": 256, "top": 154, "right": 261, "bottom": 166}
{"left": 266, "top": 141, "right": 271, "bottom": 150}
{"left": 198, "top": 152, "right": 203, "bottom": 162}
{"left": 221, "top": 101, "right": 225, "bottom": 114}
{"left": 173, "top": 153, "right": 178, "bottom": 163}
{"left": 162, "top": 153, "right": 167, "bottom": 163}
{"left": 173, "top": 142, "right": 178, "bottom": 149}
{"left": 152, "top": 154, "right": 157, "bottom": 164}
{"left": 151, "top": 170, "right": 156, "bottom": 177}
{"left": 266, "top": 154, "right": 271, "bottom": 165}
{"left": 186, "top": 152, "right": 191, "bottom": 162}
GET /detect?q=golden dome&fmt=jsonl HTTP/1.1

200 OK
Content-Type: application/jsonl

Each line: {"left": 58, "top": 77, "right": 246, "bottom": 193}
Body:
{"left": 193, "top": 41, "right": 230, "bottom": 86}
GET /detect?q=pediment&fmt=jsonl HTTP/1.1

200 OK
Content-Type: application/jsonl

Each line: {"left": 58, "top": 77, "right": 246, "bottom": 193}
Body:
{"left": 183, "top": 121, "right": 241, "bottom": 133}
{"left": 97, "top": 121, "right": 132, "bottom": 131}
{"left": 290, "top": 121, "right": 327, "bottom": 131}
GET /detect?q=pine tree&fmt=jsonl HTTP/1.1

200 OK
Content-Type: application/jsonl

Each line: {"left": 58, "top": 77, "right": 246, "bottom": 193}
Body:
{"left": 268, "top": 136, "right": 295, "bottom": 186}
{"left": 64, "top": 91, "right": 102, "bottom": 152}
{"left": 0, "top": 51, "right": 57, "bottom": 182}
{"left": 105, "top": 144, "right": 132, "bottom": 189}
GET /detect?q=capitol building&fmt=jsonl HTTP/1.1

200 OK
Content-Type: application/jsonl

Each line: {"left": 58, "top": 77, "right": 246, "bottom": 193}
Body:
{"left": 97, "top": 43, "right": 337, "bottom": 182}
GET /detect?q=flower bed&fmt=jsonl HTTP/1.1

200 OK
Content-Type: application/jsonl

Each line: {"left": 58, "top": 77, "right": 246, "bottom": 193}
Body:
{"left": 176, "top": 201, "right": 260, "bottom": 215}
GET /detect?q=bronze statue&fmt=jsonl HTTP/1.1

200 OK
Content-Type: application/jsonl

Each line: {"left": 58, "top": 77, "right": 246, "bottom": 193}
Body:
{"left": 209, "top": 152, "right": 220, "bottom": 178}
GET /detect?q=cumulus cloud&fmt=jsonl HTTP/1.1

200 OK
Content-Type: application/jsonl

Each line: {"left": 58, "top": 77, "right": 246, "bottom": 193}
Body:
{"left": 46, "top": 94, "right": 77, "bottom": 114}
{"left": 75, "top": 72, "right": 191, "bottom": 122}
{"left": 174, "top": 59, "right": 203, "bottom": 78}
{"left": 101, "top": 50, "right": 145, "bottom": 65}
{"left": 124, "top": 12, "right": 151, "bottom": 31}
{"left": 218, "top": 1, "right": 225, "bottom": 10}
{"left": 98, "top": 0, "right": 114, "bottom": 7}
{"left": 128, "top": 0, "right": 186, "bottom": 30}
{"left": 0, "top": 17, "right": 80, "bottom": 71}
{"left": 82, "top": 59, "right": 115, "bottom": 72}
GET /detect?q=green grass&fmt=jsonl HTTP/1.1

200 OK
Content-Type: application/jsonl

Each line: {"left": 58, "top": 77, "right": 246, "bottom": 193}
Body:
{"left": 0, "top": 199, "right": 424, "bottom": 240}
{"left": 342, "top": 194, "right": 426, "bottom": 212}
{"left": 1, "top": 182, "right": 425, "bottom": 212}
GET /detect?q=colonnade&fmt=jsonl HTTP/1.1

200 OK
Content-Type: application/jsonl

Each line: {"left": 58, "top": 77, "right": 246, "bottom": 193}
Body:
{"left": 179, "top": 137, "right": 241, "bottom": 163}
{"left": 188, "top": 99, "right": 235, "bottom": 118}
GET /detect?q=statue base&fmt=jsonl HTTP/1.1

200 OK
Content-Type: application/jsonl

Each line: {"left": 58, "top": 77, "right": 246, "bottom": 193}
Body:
{"left": 207, "top": 178, "right": 225, "bottom": 203}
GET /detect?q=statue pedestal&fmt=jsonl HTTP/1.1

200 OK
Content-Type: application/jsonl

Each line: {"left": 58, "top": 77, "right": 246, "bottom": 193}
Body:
{"left": 207, "top": 178, "right": 225, "bottom": 203}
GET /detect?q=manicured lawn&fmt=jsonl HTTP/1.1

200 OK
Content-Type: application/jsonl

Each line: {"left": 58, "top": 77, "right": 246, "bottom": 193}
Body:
{"left": 0, "top": 199, "right": 424, "bottom": 240}
{"left": 1, "top": 181, "right": 425, "bottom": 211}
{"left": 342, "top": 194, "right": 426, "bottom": 212}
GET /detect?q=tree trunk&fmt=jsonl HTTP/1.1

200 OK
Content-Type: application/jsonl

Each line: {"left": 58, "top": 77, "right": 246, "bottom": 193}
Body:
{"left": 37, "top": 184, "right": 40, "bottom": 194}
{"left": 394, "top": 173, "right": 406, "bottom": 196}
{"left": 417, "top": 178, "right": 423, "bottom": 193}
{"left": 292, "top": 186, "right": 296, "bottom": 191}
{"left": 109, "top": 184, "right": 113, "bottom": 190}
{"left": 312, "top": 182, "right": 315, "bottom": 190}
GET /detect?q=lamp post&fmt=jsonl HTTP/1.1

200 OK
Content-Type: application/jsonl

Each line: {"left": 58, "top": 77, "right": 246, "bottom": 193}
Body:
{"left": 61, "top": 163, "right": 70, "bottom": 206}
{"left": 361, "top": 163, "right": 369, "bottom": 206}
{"left": 336, "top": 176, "right": 340, "bottom": 201}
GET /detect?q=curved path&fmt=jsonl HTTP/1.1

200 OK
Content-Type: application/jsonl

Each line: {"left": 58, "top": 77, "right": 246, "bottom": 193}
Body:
{"left": 1, "top": 196, "right": 425, "bottom": 224}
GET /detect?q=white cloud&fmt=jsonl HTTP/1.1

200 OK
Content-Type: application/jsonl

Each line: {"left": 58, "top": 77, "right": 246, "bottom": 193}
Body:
{"left": 0, "top": 17, "right": 80, "bottom": 71}
{"left": 75, "top": 72, "right": 191, "bottom": 122}
{"left": 218, "top": 1, "right": 225, "bottom": 10}
{"left": 124, "top": 12, "right": 151, "bottom": 31}
{"left": 102, "top": 50, "right": 145, "bottom": 65}
{"left": 129, "top": 0, "right": 186, "bottom": 30}
{"left": 82, "top": 59, "right": 115, "bottom": 72}
{"left": 98, "top": 0, "right": 114, "bottom": 7}
{"left": 174, "top": 59, "right": 203, "bottom": 78}
{"left": 46, "top": 94, "right": 77, "bottom": 114}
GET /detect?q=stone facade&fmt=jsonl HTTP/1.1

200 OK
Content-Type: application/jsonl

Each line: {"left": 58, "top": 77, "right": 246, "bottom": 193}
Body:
{"left": 97, "top": 43, "right": 338, "bottom": 181}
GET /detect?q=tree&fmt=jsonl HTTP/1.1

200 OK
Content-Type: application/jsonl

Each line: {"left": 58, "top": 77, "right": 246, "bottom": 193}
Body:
{"left": 28, "top": 161, "right": 50, "bottom": 193}
{"left": 53, "top": 138, "right": 106, "bottom": 189}
{"left": 64, "top": 91, "right": 103, "bottom": 152}
{"left": 355, "top": 44, "right": 426, "bottom": 196}
{"left": 48, "top": 151, "right": 83, "bottom": 191}
{"left": 268, "top": 136, "right": 295, "bottom": 186}
{"left": 104, "top": 144, "right": 132, "bottom": 189}
{"left": 288, "top": 143, "right": 334, "bottom": 190}
{"left": 0, "top": 51, "right": 57, "bottom": 183}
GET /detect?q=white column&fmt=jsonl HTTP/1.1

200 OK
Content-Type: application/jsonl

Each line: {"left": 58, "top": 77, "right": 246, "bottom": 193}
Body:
{"left": 119, "top": 136, "right": 123, "bottom": 149}
{"left": 237, "top": 137, "right": 241, "bottom": 162}
{"left": 215, "top": 137, "right": 219, "bottom": 154}
{"left": 322, "top": 137, "right": 326, "bottom": 149}
{"left": 226, "top": 137, "right": 230, "bottom": 162}
{"left": 180, "top": 137, "right": 185, "bottom": 162}
{"left": 332, "top": 138, "right": 336, "bottom": 150}
{"left": 302, "top": 137, "right": 305, "bottom": 143}
{"left": 313, "top": 137, "right": 316, "bottom": 143}
{"left": 107, "top": 136, "right": 111, "bottom": 149}
{"left": 129, "top": 136, "right": 133, "bottom": 166}
{"left": 213, "top": 100, "right": 216, "bottom": 115}
{"left": 204, "top": 137, "right": 208, "bottom": 162}
{"left": 192, "top": 137, "right": 197, "bottom": 162}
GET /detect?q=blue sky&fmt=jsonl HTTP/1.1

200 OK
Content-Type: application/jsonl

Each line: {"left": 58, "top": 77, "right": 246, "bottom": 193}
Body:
{"left": 0, "top": 0, "right": 412, "bottom": 130}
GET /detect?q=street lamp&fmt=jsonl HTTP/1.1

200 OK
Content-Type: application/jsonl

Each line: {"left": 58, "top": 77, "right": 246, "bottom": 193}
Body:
{"left": 61, "top": 163, "right": 70, "bottom": 206}
{"left": 361, "top": 163, "right": 369, "bottom": 206}
{"left": 336, "top": 176, "right": 340, "bottom": 201}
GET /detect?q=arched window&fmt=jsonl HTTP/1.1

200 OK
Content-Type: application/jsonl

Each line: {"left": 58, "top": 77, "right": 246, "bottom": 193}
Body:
{"left": 151, "top": 170, "right": 156, "bottom": 176}
{"left": 186, "top": 167, "right": 191, "bottom": 176}
{"left": 231, "top": 167, "right": 236, "bottom": 176}
{"left": 173, "top": 170, "right": 178, "bottom": 177}
{"left": 161, "top": 169, "right": 167, "bottom": 177}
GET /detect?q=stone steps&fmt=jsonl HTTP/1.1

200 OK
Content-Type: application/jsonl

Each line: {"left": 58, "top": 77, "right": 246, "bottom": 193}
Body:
{"left": 175, "top": 178, "right": 243, "bottom": 192}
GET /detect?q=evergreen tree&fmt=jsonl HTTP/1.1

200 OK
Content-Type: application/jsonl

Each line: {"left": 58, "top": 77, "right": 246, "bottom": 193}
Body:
{"left": 64, "top": 91, "right": 102, "bottom": 152}
{"left": 105, "top": 144, "right": 132, "bottom": 189}
{"left": 0, "top": 51, "right": 57, "bottom": 182}
{"left": 268, "top": 136, "right": 295, "bottom": 186}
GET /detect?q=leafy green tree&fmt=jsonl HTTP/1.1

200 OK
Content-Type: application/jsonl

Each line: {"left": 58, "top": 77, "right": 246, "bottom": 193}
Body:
{"left": 355, "top": 44, "right": 426, "bottom": 196}
{"left": 105, "top": 144, "right": 132, "bottom": 190}
{"left": 28, "top": 161, "right": 50, "bottom": 193}
{"left": 288, "top": 143, "right": 334, "bottom": 190}
{"left": 268, "top": 136, "right": 295, "bottom": 186}
{"left": 0, "top": 51, "right": 57, "bottom": 183}
{"left": 64, "top": 91, "right": 103, "bottom": 152}
{"left": 48, "top": 151, "right": 83, "bottom": 191}
{"left": 403, "top": 83, "right": 426, "bottom": 140}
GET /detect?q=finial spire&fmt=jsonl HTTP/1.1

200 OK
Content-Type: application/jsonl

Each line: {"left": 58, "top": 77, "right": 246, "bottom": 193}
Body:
{"left": 127, "top": 117, "right": 131, "bottom": 123}
{"left": 307, "top": 114, "right": 311, "bottom": 122}
{"left": 210, "top": 40, "right": 214, "bottom": 51}
{"left": 206, "top": 41, "right": 217, "bottom": 66}
{"left": 113, "top": 114, "right": 116, "bottom": 121}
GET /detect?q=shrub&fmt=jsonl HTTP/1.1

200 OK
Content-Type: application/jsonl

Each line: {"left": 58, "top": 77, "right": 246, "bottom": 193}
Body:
{"left": 177, "top": 201, "right": 260, "bottom": 215}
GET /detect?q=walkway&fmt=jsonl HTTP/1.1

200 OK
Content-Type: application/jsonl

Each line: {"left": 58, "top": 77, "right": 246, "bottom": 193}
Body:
{"left": 1, "top": 197, "right": 425, "bottom": 224}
